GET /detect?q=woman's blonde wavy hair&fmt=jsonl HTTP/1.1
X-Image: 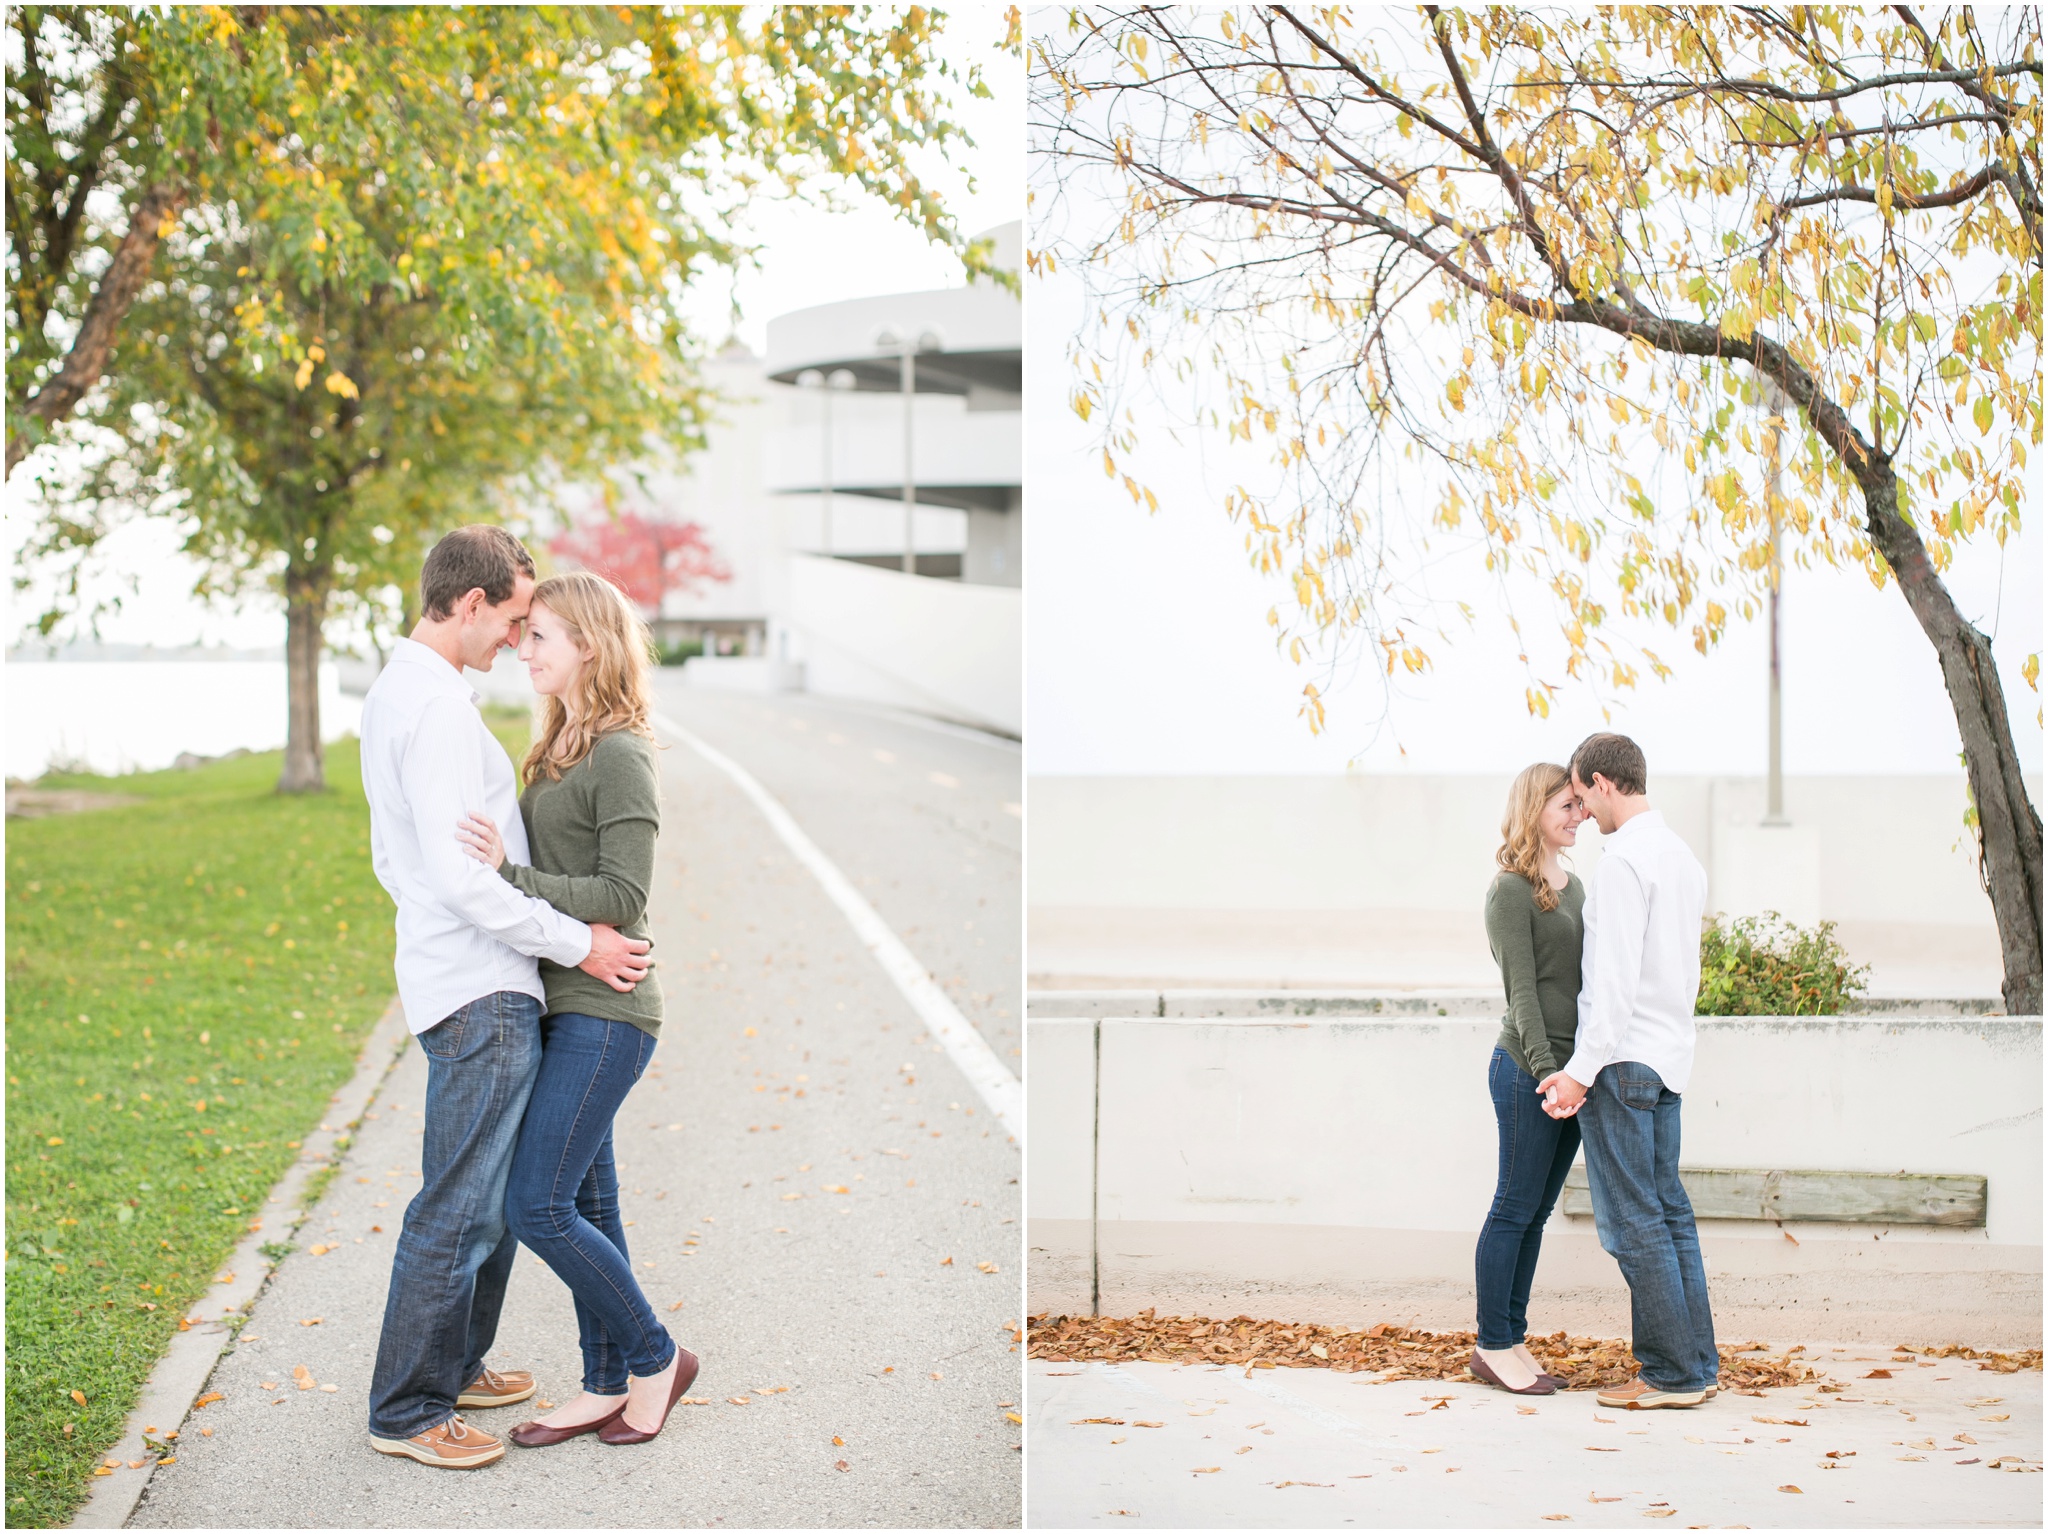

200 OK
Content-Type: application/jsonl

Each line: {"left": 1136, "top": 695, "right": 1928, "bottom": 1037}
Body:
{"left": 1496, "top": 761, "right": 1573, "bottom": 912}
{"left": 520, "top": 570, "right": 658, "bottom": 785}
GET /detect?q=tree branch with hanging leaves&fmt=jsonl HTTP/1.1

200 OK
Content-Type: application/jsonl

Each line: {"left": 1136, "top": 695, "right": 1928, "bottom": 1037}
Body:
{"left": 1032, "top": 3, "right": 2041, "bottom": 1012}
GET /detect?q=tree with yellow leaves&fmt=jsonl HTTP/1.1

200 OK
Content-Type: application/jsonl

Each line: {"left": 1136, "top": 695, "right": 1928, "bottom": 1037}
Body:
{"left": 15, "top": 4, "right": 1006, "bottom": 791}
{"left": 1033, "top": 5, "right": 2042, "bottom": 1012}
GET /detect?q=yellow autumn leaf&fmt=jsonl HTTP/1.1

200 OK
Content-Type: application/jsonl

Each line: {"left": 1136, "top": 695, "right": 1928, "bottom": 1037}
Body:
{"left": 323, "top": 371, "right": 360, "bottom": 400}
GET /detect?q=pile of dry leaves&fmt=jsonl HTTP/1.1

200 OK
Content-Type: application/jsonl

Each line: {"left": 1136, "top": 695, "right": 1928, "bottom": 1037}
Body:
{"left": 1894, "top": 1342, "right": 2045, "bottom": 1374}
{"left": 1028, "top": 1312, "right": 1823, "bottom": 1392}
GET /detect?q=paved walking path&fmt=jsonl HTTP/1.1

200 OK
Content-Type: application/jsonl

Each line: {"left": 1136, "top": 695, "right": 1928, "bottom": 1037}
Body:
{"left": 130, "top": 688, "right": 1022, "bottom": 1528}
{"left": 1026, "top": 1353, "right": 2041, "bottom": 1528}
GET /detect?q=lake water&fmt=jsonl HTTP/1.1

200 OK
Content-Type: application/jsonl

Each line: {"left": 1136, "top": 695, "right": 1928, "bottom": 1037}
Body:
{"left": 7, "top": 661, "right": 364, "bottom": 781}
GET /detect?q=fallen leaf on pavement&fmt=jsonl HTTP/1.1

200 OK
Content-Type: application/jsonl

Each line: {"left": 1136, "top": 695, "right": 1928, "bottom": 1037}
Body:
{"left": 1643, "top": 1511, "right": 1676, "bottom": 1519}
{"left": 1028, "top": 1314, "right": 1823, "bottom": 1390}
{"left": 1234, "top": 1446, "right": 1252, "bottom": 1455}
{"left": 1983, "top": 1414, "right": 2011, "bottom": 1422}
{"left": 1518, "top": 1407, "right": 1539, "bottom": 1415}
{"left": 727, "top": 1396, "right": 751, "bottom": 1406}
{"left": 833, "top": 1436, "right": 845, "bottom": 1446}
{"left": 1589, "top": 1495, "right": 1622, "bottom": 1503}
{"left": 1585, "top": 1446, "right": 1620, "bottom": 1452}
{"left": 1542, "top": 1516, "right": 1571, "bottom": 1522}
{"left": 1191, "top": 1466, "right": 1220, "bottom": 1474}
{"left": 319, "top": 1384, "right": 338, "bottom": 1393}
{"left": 1073, "top": 1417, "right": 1125, "bottom": 1426}
{"left": 298, "top": 1318, "right": 323, "bottom": 1327}
{"left": 1863, "top": 1369, "right": 1892, "bottom": 1378}
{"left": 834, "top": 1459, "right": 850, "bottom": 1472}
{"left": 1753, "top": 1416, "right": 1809, "bottom": 1426}
{"left": 1955, "top": 1434, "right": 1978, "bottom": 1445}
{"left": 1271, "top": 1481, "right": 1332, "bottom": 1488}
{"left": 978, "top": 1261, "right": 1000, "bottom": 1274}
{"left": 192, "top": 1393, "right": 223, "bottom": 1410}
{"left": 1132, "top": 1420, "right": 1161, "bottom": 1428}
{"left": 1780, "top": 1485, "right": 1803, "bottom": 1493}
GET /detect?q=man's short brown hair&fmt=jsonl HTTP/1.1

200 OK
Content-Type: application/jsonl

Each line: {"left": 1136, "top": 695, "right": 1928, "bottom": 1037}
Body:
{"left": 419, "top": 525, "right": 535, "bottom": 620}
{"left": 1570, "top": 732, "right": 1648, "bottom": 796}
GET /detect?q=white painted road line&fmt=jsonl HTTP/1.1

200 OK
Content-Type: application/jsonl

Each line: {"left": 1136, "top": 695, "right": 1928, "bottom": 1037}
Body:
{"left": 653, "top": 711, "right": 1023, "bottom": 1141}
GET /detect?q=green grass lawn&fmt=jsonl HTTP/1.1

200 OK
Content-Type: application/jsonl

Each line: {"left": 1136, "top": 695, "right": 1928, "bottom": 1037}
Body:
{"left": 5, "top": 709, "right": 527, "bottom": 1526}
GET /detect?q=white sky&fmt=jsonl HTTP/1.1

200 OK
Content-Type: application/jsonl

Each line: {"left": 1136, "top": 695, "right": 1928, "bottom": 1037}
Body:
{"left": 1025, "top": 264, "right": 2044, "bottom": 779}
{"left": 3, "top": 9, "right": 1023, "bottom": 653}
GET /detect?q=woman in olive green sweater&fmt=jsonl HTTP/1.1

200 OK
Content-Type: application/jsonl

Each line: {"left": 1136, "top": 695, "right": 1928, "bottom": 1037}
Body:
{"left": 453, "top": 570, "right": 696, "bottom": 1448}
{"left": 1470, "top": 762, "right": 1589, "bottom": 1397}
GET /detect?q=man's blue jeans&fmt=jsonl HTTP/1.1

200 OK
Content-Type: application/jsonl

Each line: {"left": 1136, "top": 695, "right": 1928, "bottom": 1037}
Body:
{"left": 367, "top": 991, "right": 542, "bottom": 1440}
{"left": 1474, "top": 1048, "right": 1582, "bottom": 1349}
{"left": 1578, "top": 1060, "right": 1720, "bottom": 1393}
{"left": 505, "top": 1012, "right": 675, "bottom": 1394}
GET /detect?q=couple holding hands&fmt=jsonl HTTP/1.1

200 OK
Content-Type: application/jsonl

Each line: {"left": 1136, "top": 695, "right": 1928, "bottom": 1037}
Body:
{"left": 1473, "top": 733, "right": 1720, "bottom": 1409}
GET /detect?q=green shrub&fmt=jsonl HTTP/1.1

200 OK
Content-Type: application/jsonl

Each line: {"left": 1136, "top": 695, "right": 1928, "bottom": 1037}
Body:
{"left": 1696, "top": 912, "right": 1869, "bottom": 1016}
{"left": 655, "top": 638, "right": 704, "bottom": 667}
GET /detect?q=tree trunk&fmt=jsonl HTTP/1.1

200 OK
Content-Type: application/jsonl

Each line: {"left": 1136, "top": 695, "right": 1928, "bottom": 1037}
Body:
{"left": 1863, "top": 476, "right": 2043, "bottom": 1015}
{"left": 279, "top": 566, "right": 329, "bottom": 794}
{"left": 6, "top": 180, "right": 186, "bottom": 479}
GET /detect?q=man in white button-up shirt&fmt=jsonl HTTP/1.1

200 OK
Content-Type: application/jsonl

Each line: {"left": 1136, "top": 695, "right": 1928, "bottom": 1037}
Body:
{"left": 1536, "top": 733, "right": 1718, "bottom": 1412}
{"left": 361, "top": 526, "right": 650, "bottom": 1469}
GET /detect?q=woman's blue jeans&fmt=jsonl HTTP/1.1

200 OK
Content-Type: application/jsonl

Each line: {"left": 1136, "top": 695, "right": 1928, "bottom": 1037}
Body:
{"left": 504, "top": 1011, "right": 676, "bottom": 1394}
{"left": 1474, "top": 1047, "right": 1582, "bottom": 1350}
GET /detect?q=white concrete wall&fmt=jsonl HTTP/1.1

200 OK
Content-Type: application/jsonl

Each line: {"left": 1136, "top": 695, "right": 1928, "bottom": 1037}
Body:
{"left": 1026, "top": 773, "right": 2036, "bottom": 994}
{"left": 781, "top": 553, "right": 1021, "bottom": 736}
{"left": 1027, "top": 1014, "right": 2042, "bottom": 1345}
{"left": 1027, "top": 773, "right": 2029, "bottom": 923}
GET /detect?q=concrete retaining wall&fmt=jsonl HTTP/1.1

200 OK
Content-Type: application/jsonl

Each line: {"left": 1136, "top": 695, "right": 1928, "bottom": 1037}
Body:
{"left": 1027, "top": 1014, "right": 2042, "bottom": 1346}
{"left": 782, "top": 554, "right": 1020, "bottom": 735}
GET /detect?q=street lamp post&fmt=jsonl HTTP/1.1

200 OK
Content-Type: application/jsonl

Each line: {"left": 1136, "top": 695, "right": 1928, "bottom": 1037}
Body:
{"left": 874, "top": 325, "right": 943, "bottom": 576}
{"left": 794, "top": 367, "right": 857, "bottom": 556}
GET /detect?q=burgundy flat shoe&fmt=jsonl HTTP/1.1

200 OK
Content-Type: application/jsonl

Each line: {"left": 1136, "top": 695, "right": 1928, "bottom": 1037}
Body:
{"left": 507, "top": 1401, "right": 627, "bottom": 1448}
{"left": 1468, "top": 1349, "right": 1557, "bottom": 1396}
{"left": 599, "top": 1347, "right": 700, "bottom": 1445}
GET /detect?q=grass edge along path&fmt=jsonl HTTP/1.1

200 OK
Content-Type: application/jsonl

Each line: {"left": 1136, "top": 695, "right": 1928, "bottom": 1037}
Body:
{"left": 5, "top": 712, "right": 526, "bottom": 1527}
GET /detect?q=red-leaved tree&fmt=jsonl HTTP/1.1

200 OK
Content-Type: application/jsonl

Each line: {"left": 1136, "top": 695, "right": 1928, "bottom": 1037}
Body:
{"left": 548, "top": 511, "right": 733, "bottom": 613}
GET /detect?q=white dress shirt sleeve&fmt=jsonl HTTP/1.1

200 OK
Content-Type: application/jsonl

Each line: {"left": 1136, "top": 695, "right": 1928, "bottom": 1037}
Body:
{"left": 1562, "top": 852, "right": 1648, "bottom": 1089}
{"left": 400, "top": 698, "right": 594, "bottom": 967}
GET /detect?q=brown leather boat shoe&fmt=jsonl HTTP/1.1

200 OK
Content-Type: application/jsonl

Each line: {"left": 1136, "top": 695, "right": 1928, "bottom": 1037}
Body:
{"left": 599, "top": 1348, "right": 701, "bottom": 1445}
{"left": 457, "top": 1367, "right": 536, "bottom": 1409}
{"left": 370, "top": 1415, "right": 505, "bottom": 1468}
{"left": 509, "top": 1400, "right": 628, "bottom": 1448}
{"left": 1597, "top": 1375, "right": 1707, "bottom": 1409}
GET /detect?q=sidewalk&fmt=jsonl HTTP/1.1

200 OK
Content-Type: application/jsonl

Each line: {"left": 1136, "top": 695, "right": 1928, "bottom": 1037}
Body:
{"left": 126, "top": 698, "right": 1022, "bottom": 1528}
{"left": 1026, "top": 1356, "right": 2041, "bottom": 1528}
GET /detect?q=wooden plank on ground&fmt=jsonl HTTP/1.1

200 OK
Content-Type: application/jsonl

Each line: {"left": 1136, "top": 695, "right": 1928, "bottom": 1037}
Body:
{"left": 1559, "top": 1166, "right": 1986, "bottom": 1226}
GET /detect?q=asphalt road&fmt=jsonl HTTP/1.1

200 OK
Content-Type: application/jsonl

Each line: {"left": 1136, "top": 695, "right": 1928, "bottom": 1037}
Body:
{"left": 131, "top": 686, "right": 1023, "bottom": 1528}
